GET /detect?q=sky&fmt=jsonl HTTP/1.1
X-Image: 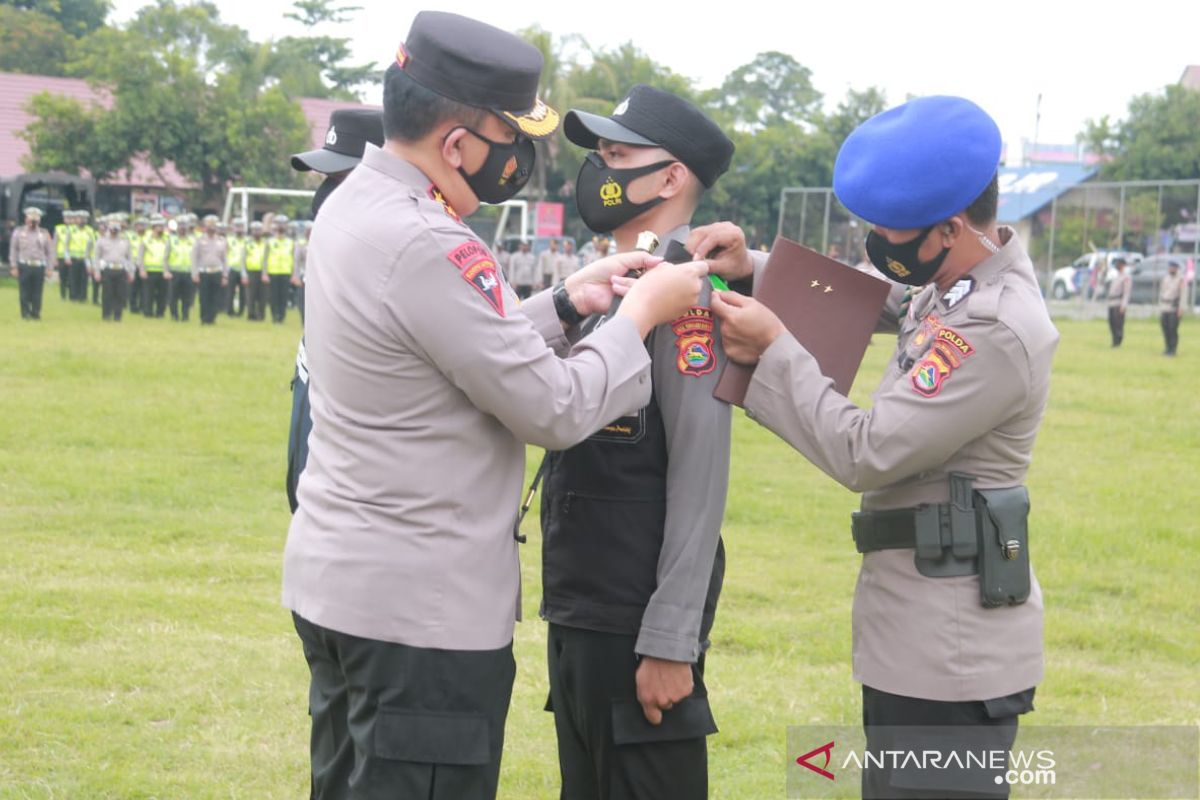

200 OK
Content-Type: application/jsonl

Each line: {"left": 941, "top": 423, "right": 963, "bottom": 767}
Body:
{"left": 111, "top": 0, "right": 1200, "bottom": 164}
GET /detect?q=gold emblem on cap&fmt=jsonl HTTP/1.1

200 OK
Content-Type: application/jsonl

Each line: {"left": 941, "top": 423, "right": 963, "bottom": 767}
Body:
{"left": 501, "top": 99, "right": 560, "bottom": 140}
{"left": 395, "top": 42, "right": 409, "bottom": 68}
{"left": 601, "top": 178, "right": 623, "bottom": 207}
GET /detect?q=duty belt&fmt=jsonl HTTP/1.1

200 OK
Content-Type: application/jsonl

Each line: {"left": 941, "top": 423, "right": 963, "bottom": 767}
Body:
{"left": 851, "top": 472, "right": 980, "bottom": 577}
{"left": 19, "top": 261, "right": 46, "bottom": 267}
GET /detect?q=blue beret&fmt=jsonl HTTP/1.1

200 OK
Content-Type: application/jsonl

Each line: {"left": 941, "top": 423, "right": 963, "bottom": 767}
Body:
{"left": 833, "top": 96, "right": 1001, "bottom": 230}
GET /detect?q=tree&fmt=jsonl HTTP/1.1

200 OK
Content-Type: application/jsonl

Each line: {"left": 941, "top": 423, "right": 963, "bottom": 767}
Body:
{"left": 275, "top": 0, "right": 378, "bottom": 99}
{"left": 0, "top": 5, "right": 69, "bottom": 74}
{"left": 705, "top": 51, "right": 821, "bottom": 131}
{"left": 22, "top": 0, "right": 311, "bottom": 201}
{"left": 1082, "top": 84, "right": 1200, "bottom": 181}
{"left": 1, "top": 0, "right": 110, "bottom": 38}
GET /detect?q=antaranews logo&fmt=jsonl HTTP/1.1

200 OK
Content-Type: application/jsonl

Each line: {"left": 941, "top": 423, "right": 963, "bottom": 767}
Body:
{"left": 796, "top": 741, "right": 836, "bottom": 781}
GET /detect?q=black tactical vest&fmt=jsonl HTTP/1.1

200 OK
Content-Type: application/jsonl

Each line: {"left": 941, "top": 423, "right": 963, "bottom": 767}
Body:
{"left": 539, "top": 328, "right": 724, "bottom": 644}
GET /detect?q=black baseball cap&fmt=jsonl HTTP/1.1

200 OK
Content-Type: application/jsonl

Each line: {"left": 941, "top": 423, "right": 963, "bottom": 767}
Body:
{"left": 395, "top": 11, "right": 559, "bottom": 140}
{"left": 564, "top": 84, "right": 735, "bottom": 187}
{"left": 292, "top": 108, "right": 385, "bottom": 174}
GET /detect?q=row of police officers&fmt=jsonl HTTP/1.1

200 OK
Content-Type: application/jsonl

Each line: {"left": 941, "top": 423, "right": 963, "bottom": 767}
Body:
{"left": 9, "top": 209, "right": 309, "bottom": 324}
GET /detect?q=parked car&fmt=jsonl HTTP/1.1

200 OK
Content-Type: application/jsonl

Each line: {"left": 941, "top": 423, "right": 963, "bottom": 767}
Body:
{"left": 1128, "top": 254, "right": 1194, "bottom": 304}
{"left": 1049, "top": 251, "right": 1143, "bottom": 300}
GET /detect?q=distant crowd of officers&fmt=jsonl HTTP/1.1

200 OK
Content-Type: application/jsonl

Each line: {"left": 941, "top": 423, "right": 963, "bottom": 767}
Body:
{"left": 498, "top": 236, "right": 608, "bottom": 298}
{"left": 8, "top": 206, "right": 310, "bottom": 324}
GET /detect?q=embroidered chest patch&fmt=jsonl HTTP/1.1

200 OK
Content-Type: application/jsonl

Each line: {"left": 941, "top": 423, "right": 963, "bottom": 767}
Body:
{"left": 910, "top": 325, "right": 975, "bottom": 397}
{"left": 447, "top": 242, "right": 504, "bottom": 317}
{"left": 671, "top": 307, "right": 716, "bottom": 377}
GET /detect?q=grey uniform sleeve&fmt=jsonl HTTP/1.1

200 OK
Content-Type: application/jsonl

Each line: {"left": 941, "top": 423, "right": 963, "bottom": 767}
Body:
{"left": 636, "top": 290, "right": 731, "bottom": 663}
{"left": 744, "top": 319, "right": 1029, "bottom": 492}
{"left": 520, "top": 288, "right": 572, "bottom": 356}
{"left": 387, "top": 230, "right": 652, "bottom": 451}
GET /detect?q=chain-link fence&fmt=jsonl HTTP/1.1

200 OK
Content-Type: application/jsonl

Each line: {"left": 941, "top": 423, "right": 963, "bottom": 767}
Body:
{"left": 778, "top": 180, "right": 1200, "bottom": 307}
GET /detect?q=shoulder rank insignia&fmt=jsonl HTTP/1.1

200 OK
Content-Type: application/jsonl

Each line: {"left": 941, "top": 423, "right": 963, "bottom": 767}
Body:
{"left": 427, "top": 184, "right": 462, "bottom": 224}
{"left": 942, "top": 278, "right": 975, "bottom": 309}
{"left": 447, "top": 241, "right": 504, "bottom": 317}
{"left": 671, "top": 307, "right": 716, "bottom": 377}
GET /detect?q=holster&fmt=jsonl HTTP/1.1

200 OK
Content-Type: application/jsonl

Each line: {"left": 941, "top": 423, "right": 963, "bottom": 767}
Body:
{"left": 974, "top": 486, "right": 1032, "bottom": 607}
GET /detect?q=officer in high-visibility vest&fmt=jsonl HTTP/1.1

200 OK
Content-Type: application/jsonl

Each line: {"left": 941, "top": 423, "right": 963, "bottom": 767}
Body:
{"left": 127, "top": 217, "right": 148, "bottom": 313}
{"left": 265, "top": 214, "right": 295, "bottom": 324}
{"left": 66, "top": 210, "right": 95, "bottom": 303}
{"left": 167, "top": 214, "right": 197, "bottom": 322}
{"left": 138, "top": 216, "right": 171, "bottom": 317}
{"left": 242, "top": 221, "right": 268, "bottom": 321}
{"left": 225, "top": 218, "right": 247, "bottom": 316}
{"left": 53, "top": 211, "right": 71, "bottom": 301}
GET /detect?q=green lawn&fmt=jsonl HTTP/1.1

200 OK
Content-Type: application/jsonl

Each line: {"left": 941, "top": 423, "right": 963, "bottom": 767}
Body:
{"left": 1, "top": 282, "right": 1197, "bottom": 798}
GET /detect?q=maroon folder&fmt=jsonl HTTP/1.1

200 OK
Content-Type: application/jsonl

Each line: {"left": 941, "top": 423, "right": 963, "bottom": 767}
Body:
{"left": 714, "top": 236, "right": 892, "bottom": 405}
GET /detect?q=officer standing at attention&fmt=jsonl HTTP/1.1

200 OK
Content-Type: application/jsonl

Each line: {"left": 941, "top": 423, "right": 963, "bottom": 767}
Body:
{"left": 702, "top": 96, "right": 1059, "bottom": 799}
{"left": 539, "top": 84, "right": 735, "bottom": 800}
{"left": 242, "top": 221, "right": 268, "bottom": 321}
{"left": 224, "top": 218, "right": 247, "bottom": 316}
{"left": 193, "top": 214, "right": 228, "bottom": 325}
{"left": 291, "top": 222, "right": 311, "bottom": 322}
{"left": 53, "top": 211, "right": 71, "bottom": 301}
{"left": 66, "top": 210, "right": 95, "bottom": 303}
{"left": 281, "top": 12, "right": 707, "bottom": 799}
{"left": 508, "top": 239, "right": 537, "bottom": 298}
{"left": 9, "top": 207, "right": 56, "bottom": 320}
{"left": 1107, "top": 256, "right": 1132, "bottom": 347}
{"left": 139, "top": 216, "right": 171, "bottom": 318}
{"left": 265, "top": 214, "right": 296, "bottom": 323}
{"left": 166, "top": 214, "right": 197, "bottom": 321}
{"left": 127, "top": 217, "right": 147, "bottom": 313}
{"left": 95, "top": 217, "right": 133, "bottom": 321}
{"left": 1158, "top": 259, "right": 1186, "bottom": 356}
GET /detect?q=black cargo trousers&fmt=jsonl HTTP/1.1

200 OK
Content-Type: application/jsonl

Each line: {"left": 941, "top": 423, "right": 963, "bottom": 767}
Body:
{"left": 292, "top": 613, "right": 515, "bottom": 800}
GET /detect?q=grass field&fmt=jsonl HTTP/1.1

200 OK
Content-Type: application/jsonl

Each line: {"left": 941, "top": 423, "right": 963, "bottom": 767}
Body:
{"left": 1, "top": 281, "right": 1197, "bottom": 799}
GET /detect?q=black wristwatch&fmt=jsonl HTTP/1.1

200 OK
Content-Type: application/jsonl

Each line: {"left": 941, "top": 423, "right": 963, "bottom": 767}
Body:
{"left": 552, "top": 281, "right": 585, "bottom": 326}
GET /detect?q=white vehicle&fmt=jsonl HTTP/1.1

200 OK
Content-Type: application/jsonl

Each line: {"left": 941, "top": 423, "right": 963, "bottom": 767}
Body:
{"left": 1049, "top": 250, "right": 1143, "bottom": 300}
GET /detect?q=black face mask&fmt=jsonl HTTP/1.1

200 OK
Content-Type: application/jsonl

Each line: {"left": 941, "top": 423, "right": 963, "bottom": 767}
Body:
{"left": 311, "top": 174, "right": 343, "bottom": 217}
{"left": 865, "top": 226, "right": 951, "bottom": 286}
{"left": 454, "top": 128, "right": 535, "bottom": 204}
{"left": 575, "top": 152, "right": 676, "bottom": 234}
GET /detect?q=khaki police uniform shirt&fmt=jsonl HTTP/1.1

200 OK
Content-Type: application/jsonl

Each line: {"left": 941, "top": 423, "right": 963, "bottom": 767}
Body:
{"left": 191, "top": 233, "right": 228, "bottom": 276}
{"left": 1107, "top": 270, "right": 1132, "bottom": 309}
{"left": 282, "top": 145, "right": 653, "bottom": 652}
{"left": 1158, "top": 272, "right": 1186, "bottom": 314}
{"left": 743, "top": 227, "right": 1058, "bottom": 702}
{"left": 9, "top": 226, "right": 55, "bottom": 266}
{"left": 508, "top": 251, "right": 538, "bottom": 286}
{"left": 94, "top": 234, "right": 132, "bottom": 272}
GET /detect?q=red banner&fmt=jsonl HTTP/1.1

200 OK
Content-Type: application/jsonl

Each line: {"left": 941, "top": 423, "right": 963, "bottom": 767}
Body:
{"left": 534, "top": 202, "right": 563, "bottom": 237}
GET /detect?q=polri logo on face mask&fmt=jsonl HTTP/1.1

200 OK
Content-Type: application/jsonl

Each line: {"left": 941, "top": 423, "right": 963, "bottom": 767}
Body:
{"left": 600, "top": 178, "right": 623, "bottom": 207}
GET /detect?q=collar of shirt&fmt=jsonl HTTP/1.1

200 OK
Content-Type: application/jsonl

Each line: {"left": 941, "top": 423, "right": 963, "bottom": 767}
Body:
{"left": 655, "top": 224, "right": 691, "bottom": 257}
{"left": 928, "top": 225, "right": 1020, "bottom": 316}
{"left": 361, "top": 143, "right": 433, "bottom": 192}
